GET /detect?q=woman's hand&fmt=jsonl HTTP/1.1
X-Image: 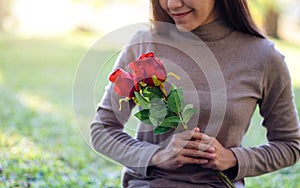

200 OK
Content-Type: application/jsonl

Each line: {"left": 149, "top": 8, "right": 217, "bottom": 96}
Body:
{"left": 191, "top": 128, "right": 237, "bottom": 171}
{"left": 151, "top": 128, "right": 237, "bottom": 171}
{"left": 151, "top": 129, "right": 216, "bottom": 171}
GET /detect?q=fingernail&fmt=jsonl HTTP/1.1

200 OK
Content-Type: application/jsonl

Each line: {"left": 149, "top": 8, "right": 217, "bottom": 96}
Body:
{"left": 209, "top": 147, "right": 215, "bottom": 152}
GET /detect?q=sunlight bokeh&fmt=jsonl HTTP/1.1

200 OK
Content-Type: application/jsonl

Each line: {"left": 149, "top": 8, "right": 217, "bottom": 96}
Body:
{"left": 12, "top": 0, "right": 77, "bottom": 36}
{"left": 17, "top": 91, "right": 55, "bottom": 114}
{"left": 10, "top": 0, "right": 149, "bottom": 36}
{"left": 0, "top": 70, "right": 4, "bottom": 84}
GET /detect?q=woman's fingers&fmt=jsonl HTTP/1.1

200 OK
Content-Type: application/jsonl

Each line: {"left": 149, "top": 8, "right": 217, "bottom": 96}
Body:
{"left": 171, "top": 129, "right": 216, "bottom": 152}
{"left": 192, "top": 132, "right": 214, "bottom": 144}
{"left": 154, "top": 129, "right": 236, "bottom": 171}
{"left": 180, "top": 148, "right": 216, "bottom": 159}
{"left": 173, "top": 129, "right": 197, "bottom": 141}
{"left": 151, "top": 129, "right": 220, "bottom": 171}
{"left": 173, "top": 128, "right": 205, "bottom": 141}
{"left": 175, "top": 155, "right": 210, "bottom": 166}
{"left": 184, "top": 141, "right": 215, "bottom": 152}
{"left": 169, "top": 129, "right": 204, "bottom": 149}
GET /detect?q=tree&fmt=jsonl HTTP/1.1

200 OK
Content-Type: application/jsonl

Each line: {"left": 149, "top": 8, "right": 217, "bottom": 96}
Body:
{"left": 0, "top": 0, "right": 13, "bottom": 31}
{"left": 250, "top": 0, "right": 281, "bottom": 38}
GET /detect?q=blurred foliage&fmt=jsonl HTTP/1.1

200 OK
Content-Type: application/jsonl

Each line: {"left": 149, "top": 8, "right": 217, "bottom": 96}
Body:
{"left": 71, "top": 0, "right": 104, "bottom": 8}
{"left": 0, "top": 86, "right": 122, "bottom": 187}
{"left": 0, "top": 32, "right": 122, "bottom": 187}
{"left": 0, "top": 0, "right": 14, "bottom": 30}
{"left": 70, "top": 0, "right": 139, "bottom": 8}
{"left": 249, "top": 0, "right": 281, "bottom": 38}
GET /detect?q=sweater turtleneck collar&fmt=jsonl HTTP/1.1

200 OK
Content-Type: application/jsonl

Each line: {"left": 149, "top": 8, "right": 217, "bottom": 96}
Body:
{"left": 191, "top": 19, "right": 233, "bottom": 42}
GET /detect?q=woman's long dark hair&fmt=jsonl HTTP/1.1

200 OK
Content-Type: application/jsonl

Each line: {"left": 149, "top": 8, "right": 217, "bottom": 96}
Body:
{"left": 150, "top": 0, "right": 265, "bottom": 38}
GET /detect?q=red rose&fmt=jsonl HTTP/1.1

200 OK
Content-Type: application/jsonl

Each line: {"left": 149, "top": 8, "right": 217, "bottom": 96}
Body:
{"left": 128, "top": 52, "right": 167, "bottom": 86}
{"left": 109, "top": 69, "right": 136, "bottom": 98}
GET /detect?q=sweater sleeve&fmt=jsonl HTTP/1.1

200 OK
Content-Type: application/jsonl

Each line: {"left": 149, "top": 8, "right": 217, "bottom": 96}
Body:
{"left": 230, "top": 48, "right": 300, "bottom": 180}
{"left": 90, "top": 41, "right": 161, "bottom": 178}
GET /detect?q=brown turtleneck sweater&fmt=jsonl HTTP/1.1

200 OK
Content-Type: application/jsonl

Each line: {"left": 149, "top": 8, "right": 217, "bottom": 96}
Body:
{"left": 90, "top": 20, "right": 300, "bottom": 187}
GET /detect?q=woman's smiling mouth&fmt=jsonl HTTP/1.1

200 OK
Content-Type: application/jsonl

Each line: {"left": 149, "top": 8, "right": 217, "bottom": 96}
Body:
{"left": 171, "top": 10, "right": 193, "bottom": 19}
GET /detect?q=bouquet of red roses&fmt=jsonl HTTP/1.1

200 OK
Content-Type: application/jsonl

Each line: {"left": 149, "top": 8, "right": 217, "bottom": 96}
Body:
{"left": 109, "top": 52, "right": 198, "bottom": 134}
{"left": 108, "top": 52, "right": 235, "bottom": 188}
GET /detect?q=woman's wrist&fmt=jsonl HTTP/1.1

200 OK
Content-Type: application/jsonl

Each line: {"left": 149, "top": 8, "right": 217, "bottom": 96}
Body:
{"left": 224, "top": 148, "right": 237, "bottom": 170}
{"left": 151, "top": 152, "right": 159, "bottom": 166}
{"left": 151, "top": 149, "right": 163, "bottom": 166}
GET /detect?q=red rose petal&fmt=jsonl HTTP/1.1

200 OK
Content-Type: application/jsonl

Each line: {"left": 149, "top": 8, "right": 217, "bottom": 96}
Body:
{"left": 139, "top": 52, "right": 154, "bottom": 60}
{"left": 109, "top": 69, "right": 121, "bottom": 82}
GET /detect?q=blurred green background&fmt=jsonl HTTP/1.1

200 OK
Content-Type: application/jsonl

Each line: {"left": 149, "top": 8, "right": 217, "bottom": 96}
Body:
{"left": 0, "top": 0, "right": 299, "bottom": 187}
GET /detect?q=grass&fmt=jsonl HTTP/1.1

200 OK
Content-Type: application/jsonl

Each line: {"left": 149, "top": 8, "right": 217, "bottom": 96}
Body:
{"left": 271, "top": 38, "right": 300, "bottom": 86}
{"left": 0, "top": 32, "right": 122, "bottom": 187}
{"left": 0, "top": 32, "right": 299, "bottom": 187}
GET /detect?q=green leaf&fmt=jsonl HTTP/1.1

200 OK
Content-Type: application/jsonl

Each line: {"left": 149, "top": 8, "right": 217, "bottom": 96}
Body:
{"left": 167, "top": 86, "right": 184, "bottom": 113}
{"left": 149, "top": 116, "right": 159, "bottom": 127}
{"left": 165, "top": 111, "right": 177, "bottom": 118}
{"left": 134, "top": 109, "right": 154, "bottom": 125}
{"left": 134, "top": 91, "right": 150, "bottom": 109}
{"left": 182, "top": 104, "right": 198, "bottom": 123}
{"left": 149, "top": 99, "right": 168, "bottom": 118}
{"left": 142, "top": 87, "right": 163, "bottom": 101}
{"left": 134, "top": 109, "right": 149, "bottom": 121}
{"left": 149, "top": 98, "right": 168, "bottom": 126}
{"left": 154, "top": 126, "right": 172, "bottom": 135}
{"left": 160, "top": 116, "right": 180, "bottom": 128}
{"left": 133, "top": 109, "right": 149, "bottom": 123}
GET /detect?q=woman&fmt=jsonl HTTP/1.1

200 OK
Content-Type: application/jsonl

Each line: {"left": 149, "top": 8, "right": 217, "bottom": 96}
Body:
{"left": 91, "top": 0, "right": 300, "bottom": 187}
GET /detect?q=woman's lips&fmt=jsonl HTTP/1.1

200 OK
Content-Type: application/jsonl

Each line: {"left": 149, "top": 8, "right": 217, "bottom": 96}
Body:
{"left": 171, "top": 10, "right": 193, "bottom": 19}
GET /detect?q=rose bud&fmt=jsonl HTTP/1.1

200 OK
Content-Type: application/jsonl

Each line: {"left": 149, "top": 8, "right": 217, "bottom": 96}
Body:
{"left": 109, "top": 69, "right": 136, "bottom": 98}
{"left": 128, "top": 52, "right": 167, "bottom": 86}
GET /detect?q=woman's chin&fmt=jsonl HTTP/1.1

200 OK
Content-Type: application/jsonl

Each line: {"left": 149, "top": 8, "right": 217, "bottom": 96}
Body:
{"left": 175, "top": 25, "right": 192, "bottom": 32}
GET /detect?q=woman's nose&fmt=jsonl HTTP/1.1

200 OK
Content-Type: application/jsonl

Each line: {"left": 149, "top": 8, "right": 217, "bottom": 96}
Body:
{"left": 167, "top": 0, "right": 184, "bottom": 10}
